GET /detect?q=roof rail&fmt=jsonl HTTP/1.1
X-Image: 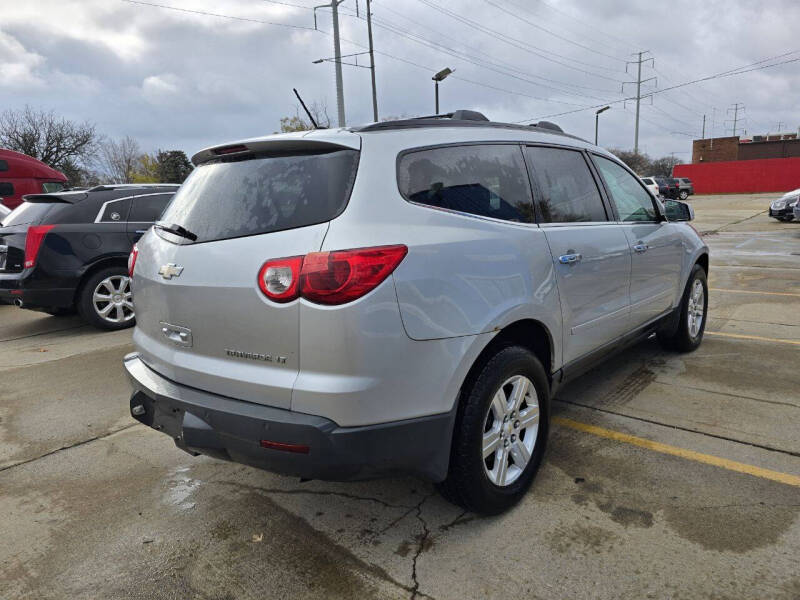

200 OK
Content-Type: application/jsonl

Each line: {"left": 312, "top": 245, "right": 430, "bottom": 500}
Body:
{"left": 530, "top": 121, "right": 564, "bottom": 133}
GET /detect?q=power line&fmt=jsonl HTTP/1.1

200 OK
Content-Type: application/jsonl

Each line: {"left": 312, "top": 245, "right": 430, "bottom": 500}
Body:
{"left": 495, "top": 0, "right": 636, "bottom": 56}
{"left": 482, "top": 0, "right": 628, "bottom": 63}
{"left": 119, "top": 0, "right": 315, "bottom": 29}
{"left": 412, "top": 0, "right": 628, "bottom": 81}
{"left": 521, "top": 52, "right": 800, "bottom": 122}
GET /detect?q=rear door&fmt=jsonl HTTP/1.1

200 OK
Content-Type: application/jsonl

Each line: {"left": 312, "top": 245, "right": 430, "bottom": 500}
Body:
{"left": 131, "top": 144, "right": 360, "bottom": 409}
{"left": 525, "top": 145, "right": 632, "bottom": 364}
{"left": 591, "top": 154, "right": 683, "bottom": 325}
{"left": 126, "top": 192, "right": 174, "bottom": 243}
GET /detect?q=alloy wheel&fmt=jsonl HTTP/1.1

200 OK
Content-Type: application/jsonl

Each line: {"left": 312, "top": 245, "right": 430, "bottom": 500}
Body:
{"left": 687, "top": 279, "right": 705, "bottom": 338}
{"left": 92, "top": 275, "right": 134, "bottom": 324}
{"left": 482, "top": 375, "right": 540, "bottom": 487}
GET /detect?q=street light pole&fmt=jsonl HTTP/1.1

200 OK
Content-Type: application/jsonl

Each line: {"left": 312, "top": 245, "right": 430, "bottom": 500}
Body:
{"left": 595, "top": 106, "right": 610, "bottom": 146}
{"left": 432, "top": 68, "right": 453, "bottom": 114}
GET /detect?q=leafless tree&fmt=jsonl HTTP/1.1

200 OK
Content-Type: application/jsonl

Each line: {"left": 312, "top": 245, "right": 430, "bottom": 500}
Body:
{"left": 99, "top": 136, "right": 142, "bottom": 184}
{"left": 0, "top": 105, "right": 98, "bottom": 169}
{"left": 278, "top": 99, "right": 332, "bottom": 132}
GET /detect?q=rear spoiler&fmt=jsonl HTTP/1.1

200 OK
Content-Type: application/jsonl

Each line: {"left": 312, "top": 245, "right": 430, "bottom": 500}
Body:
{"left": 192, "top": 131, "right": 362, "bottom": 166}
{"left": 21, "top": 192, "right": 87, "bottom": 204}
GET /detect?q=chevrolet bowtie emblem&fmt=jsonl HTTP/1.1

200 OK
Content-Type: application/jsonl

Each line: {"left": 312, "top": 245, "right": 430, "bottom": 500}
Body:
{"left": 158, "top": 263, "right": 184, "bottom": 280}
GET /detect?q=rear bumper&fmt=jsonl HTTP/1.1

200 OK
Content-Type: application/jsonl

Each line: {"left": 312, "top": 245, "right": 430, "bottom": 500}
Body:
{"left": 124, "top": 352, "right": 455, "bottom": 482}
{"left": 0, "top": 272, "right": 75, "bottom": 308}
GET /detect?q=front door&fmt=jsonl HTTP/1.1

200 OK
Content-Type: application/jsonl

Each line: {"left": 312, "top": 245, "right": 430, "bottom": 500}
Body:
{"left": 525, "top": 146, "right": 632, "bottom": 365}
{"left": 591, "top": 155, "right": 683, "bottom": 325}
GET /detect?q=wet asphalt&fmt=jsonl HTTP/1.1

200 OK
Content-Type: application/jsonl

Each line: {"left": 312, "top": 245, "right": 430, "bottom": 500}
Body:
{"left": 1, "top": 193, "right": 798, "bottom": 600}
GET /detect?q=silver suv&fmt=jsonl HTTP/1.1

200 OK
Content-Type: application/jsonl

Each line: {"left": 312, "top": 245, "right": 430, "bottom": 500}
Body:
{"left": 125, "top": 111, "right": 709, "bottom": 514}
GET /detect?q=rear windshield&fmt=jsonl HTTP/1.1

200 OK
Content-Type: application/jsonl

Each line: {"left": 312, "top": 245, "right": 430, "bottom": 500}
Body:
{"left": 157, "top": 149, "right": 359, "bottom": 244}
{"left": 2, "top": 201, "right": 54, "bottom": 227}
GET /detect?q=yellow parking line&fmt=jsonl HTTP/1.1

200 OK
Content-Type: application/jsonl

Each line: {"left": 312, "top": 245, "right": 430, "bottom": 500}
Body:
{"left": 705, "top": 331, "right": 800, "bottom": 346}
{"left": 709, "top": 287, "right": 800, "bottom": 298}
{"left": 553, "top": 416, "right": 800, "bottom": 487}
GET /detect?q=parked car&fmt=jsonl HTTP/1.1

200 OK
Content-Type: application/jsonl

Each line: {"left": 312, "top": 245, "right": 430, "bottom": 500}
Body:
{"left": 0, "top": 149, "right": 69, "bottom": 210}
{"left": 794, "top": 198, "right": 800, "bottom": 221}
{"left": 769, "top": 188, "right": 799, "bottom": 222}
{"left": 640, "top": 177, "right": 661, "bottom": 198}
{"left": 654, "top": 177, "right": 681, "bottom": 199}
{"left": 124, "top": 111, "right": 708, "bottom": 515}
{"left": 675, "top": 177, "right": 694, "bottom": 200}
{"left": 0, "top": 184, "right": 178, "bottom": 328}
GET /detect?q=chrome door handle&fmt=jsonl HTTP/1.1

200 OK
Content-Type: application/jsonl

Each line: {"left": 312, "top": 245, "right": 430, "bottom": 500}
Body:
{"left": 633, "top": 243, "right": 649, "bottom": 253}
{"left": 558, "top": 253, "right": 582, "bottom": 264}
{"left": 135, "top": 229, "right": 148, "bottom": 234}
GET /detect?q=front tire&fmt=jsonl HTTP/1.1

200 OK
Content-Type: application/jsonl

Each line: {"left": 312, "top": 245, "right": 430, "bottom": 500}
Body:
{"left": 437, "top": 346, "right": 549, "bottom": 515}
{"left": 657, "top": 264, "right": 707, "bottom": 352}
{"left": 679, "top": 190, "right": 689, "bottom": 200}
{"left": 78, "top": 267, "right": 136, "bottom": 331}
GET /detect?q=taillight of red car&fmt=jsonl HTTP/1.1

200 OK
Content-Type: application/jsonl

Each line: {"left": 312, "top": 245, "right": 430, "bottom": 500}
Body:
{"left": 128, "top": 244, "right": 139, "bottom": 277}
{"left": 257, "top": 245, "right": 408, "bottom": 305}
{"left": 23, "top": 225, "right": 55, "bottom": 269}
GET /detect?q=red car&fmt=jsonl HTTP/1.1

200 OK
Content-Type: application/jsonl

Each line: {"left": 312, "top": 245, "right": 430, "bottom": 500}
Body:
{"left": 0, "top": 149, "right": 68, "bottom": 210}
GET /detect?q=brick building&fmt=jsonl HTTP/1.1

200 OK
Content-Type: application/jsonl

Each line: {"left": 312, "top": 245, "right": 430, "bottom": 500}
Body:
{"left": 676, "top": 132, "right": 800, "bottom": 194}
{"left": 691, "top": 134, "right": 800, "bottom": 163}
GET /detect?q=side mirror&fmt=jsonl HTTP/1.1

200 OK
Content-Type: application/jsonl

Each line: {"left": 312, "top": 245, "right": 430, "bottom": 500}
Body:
{"left": 664, "top": 199, "right": 694, "bottom": 222}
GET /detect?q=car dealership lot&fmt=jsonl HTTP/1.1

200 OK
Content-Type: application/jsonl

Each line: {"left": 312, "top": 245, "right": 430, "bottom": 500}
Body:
{"left": 1, "top": 193, "right": 798, "bottom": 599}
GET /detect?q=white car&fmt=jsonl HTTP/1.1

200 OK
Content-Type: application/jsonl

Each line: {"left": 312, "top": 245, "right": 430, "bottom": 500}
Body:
{"left": 640, "top": 177, "right": 661, "bottom": 199}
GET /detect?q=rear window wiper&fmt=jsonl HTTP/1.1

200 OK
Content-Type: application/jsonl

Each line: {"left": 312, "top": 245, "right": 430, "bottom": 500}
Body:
{"left": 154, "top": 221, "right": 198, "bottom": 241}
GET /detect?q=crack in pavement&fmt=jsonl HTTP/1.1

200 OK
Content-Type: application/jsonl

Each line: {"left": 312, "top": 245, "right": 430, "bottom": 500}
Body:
{"left": 0, "top": 422, "right": 139, "bottom": 474}
{"left": 0, "top": 323, "right": 90, "bottom": 343}
{"left": 212, "top": 479, "right": 438, "bottom": 600}
{"left": 409, "top": 492, "right": 436, "bottom": 600}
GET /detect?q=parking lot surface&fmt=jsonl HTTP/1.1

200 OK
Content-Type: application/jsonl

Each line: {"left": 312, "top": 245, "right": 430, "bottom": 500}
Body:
{"left": 1, "top": 193, "right": 798, "bottom": 599}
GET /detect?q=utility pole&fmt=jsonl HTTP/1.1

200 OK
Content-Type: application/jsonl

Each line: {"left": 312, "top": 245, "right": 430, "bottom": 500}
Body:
{"left": 623, "top": 51, "right": 655, "bottom": 154}
{"left": 726, "top": 103, "right": 745, "bottom": 136}
{"left": 701, "top": 114, "right": 706, "bottom": 139}
{"left": 331, "top": 0, "right": 346, "bottom": 127}
{"left": 366, "top": 0, "right": 378, "bottom": 122}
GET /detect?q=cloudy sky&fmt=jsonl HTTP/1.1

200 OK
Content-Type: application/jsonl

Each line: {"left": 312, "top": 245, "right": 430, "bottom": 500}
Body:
{"left": 2, "top": 0, "right": 799, "bottom": 161}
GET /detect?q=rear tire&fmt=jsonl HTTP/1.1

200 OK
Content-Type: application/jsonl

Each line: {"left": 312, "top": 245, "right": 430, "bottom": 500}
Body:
{"left": 437, "top": 345, "right": 549, "bottom": 515}
{"left": 657, "top": 264, "right": 707, "bottom": 352}
{"left": 679, "top": 190, "right": 689, "bottom": 200}
{"left": 78, "top": 266, "right": 135, "bottom": 331}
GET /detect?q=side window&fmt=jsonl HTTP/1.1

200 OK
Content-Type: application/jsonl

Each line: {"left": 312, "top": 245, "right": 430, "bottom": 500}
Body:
{"left": 0, "top": 160, "right": 8, "bottom": 172}
{"left": 641, "top": 178, "right": 653, "bottom": 185}
{"left": 0, "top": 182, "right": 14, "bottom": 196}
{"left": 42, "top": 182, "right": 65, "bottom": 193}
{"left": 593, "top": 155, "right": 657, "bottom": 222}
{"left": 128, "top": 193, "right": 173, "bottom": 222}
{"left": 397, "top": 144, "right": 535, "bottom": 223}
{"left": 97, "top": 198, "right": 131, "bottom": 223}
{"left": 525, "top": 147, "right": 607, "bottom": 223}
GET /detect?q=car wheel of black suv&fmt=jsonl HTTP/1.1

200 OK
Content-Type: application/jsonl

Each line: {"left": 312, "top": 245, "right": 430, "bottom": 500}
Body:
{"left": 657, "top": 264, "right": 707, "bottom": 352}
{"left": 679, "top": 190, "right": 689, "bottom": 200}
{"left": 78, "top": 266, "right": 136, "bottom": 331}
{"left": 438, "top": 345, "right": 549, "bottom": 515}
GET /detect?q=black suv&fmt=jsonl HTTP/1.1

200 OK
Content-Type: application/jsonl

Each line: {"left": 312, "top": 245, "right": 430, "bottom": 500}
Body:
{"left": 0, "top": 184, "right": 178, "bottom": 329}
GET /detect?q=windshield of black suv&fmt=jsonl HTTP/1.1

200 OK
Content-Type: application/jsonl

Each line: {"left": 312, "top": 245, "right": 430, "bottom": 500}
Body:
{"left": 157, "top": 148, "right": 359, "bottom": 244}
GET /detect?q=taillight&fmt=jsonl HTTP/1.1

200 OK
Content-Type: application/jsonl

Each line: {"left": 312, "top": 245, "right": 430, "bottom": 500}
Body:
{"left": 128, "top": 244, "right": 139, "bottom": 277}
{"left": 24, "top": 225, "right": 55, "bottom": 269}
{"left": 257, "top": 245, "right": 408, "bottom": 306}
{"left": 258, "top": 256, "right": 304, "bottom": 303}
